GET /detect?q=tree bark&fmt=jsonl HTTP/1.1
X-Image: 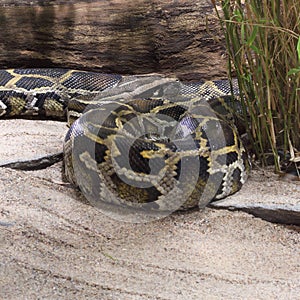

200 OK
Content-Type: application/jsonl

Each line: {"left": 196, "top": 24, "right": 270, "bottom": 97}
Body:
{"left": 0, "top": 0, "right": 228, "bottom": 81}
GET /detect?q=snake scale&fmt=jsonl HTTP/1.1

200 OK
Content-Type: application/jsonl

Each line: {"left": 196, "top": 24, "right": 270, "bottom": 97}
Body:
{"left": 0, "top": 68, "right": 250, "bottom": 215}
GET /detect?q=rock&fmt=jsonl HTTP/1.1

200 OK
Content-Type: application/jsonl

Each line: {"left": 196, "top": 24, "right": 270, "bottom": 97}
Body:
{"left": 210, "top": 169, "right": 300, "bottom": 226}
{"left": 0, "top": 0, "right": 226, "bottom": 81}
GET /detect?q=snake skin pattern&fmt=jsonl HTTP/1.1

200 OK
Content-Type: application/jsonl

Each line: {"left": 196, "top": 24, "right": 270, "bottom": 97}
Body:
{"left": 0, "top": 68, "right": 250, "bottom": 214}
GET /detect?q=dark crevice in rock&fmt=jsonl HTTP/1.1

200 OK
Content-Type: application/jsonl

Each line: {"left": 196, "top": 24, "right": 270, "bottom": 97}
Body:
{"left": 209, "top": 203, "right": 300, "bottom": 226}
{"left": 0, "top": 152, "right": 63, "bottom": 170}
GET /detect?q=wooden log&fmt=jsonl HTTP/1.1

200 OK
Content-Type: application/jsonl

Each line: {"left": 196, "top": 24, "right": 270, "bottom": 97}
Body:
{"left": 0, "top": 0, "right": 228, "bottom": 81}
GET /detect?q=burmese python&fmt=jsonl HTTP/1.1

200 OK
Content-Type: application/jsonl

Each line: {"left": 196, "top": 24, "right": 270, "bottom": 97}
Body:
{"left": 0, "top": 68, "right": 250, "bottom": 215}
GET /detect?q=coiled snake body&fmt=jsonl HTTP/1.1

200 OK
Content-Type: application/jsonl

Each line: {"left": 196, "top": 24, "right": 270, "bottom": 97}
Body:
{"left": 0, "top": 69, "right": 250, "bottom": 213}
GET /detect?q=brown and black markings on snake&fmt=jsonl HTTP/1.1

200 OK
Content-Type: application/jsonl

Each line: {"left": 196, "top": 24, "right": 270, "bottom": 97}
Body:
{"left": 0, "top": 68, "right": 250, "bottom": 212}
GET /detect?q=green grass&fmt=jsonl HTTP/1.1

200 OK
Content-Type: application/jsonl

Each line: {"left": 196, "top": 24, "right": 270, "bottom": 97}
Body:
{"left": 212, "top": 0, "right": 300, "bottom": 171}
